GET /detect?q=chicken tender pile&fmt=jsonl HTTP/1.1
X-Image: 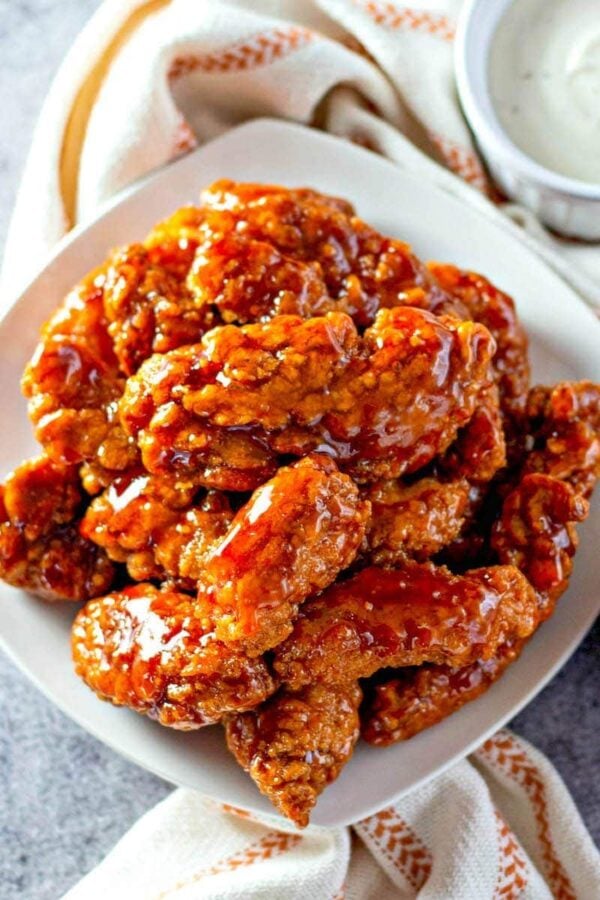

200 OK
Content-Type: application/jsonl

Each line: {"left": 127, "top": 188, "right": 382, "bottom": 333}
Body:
{"left": 3, "top": 181, "right": 599, "bottom": 826}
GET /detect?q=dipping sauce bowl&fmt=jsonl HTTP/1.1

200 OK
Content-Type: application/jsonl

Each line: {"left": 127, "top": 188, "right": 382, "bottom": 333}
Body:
{"left": 455, "top": 0, "right": 600, "bottom": 239}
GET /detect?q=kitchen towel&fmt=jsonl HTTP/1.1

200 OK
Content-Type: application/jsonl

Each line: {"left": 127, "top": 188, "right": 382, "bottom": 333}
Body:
{"left": 2, "top": 0, "right": 600, "bottom": 309}
{"left": 2, "top": 2, "right": 599, "bottom": 898}
{"left": 63, "top": 731, "right": 599, "bottom": 899}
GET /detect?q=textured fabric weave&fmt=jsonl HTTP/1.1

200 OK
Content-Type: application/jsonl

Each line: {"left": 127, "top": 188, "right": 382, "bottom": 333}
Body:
{"left": 2, "top": 0, "right": 600, "bottom": 309}
{"left": 63, "top": 732, "right": 599, "bottom": 899}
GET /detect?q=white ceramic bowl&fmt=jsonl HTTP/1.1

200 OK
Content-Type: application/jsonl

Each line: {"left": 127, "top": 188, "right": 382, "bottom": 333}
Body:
{"left": 455, "top": 0, "right": 600, "bottom": 240}
{"left": 1, "top": 120, "right": 599, "bottom": 827}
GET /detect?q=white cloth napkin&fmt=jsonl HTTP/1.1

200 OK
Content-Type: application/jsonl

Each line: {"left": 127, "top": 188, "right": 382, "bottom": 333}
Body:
{"left": 2, "top": 0, "right": 600, "bottom": 309}
{"left": 2, "top": 1, "right": 599, "bottom": 897}
{"left": 62, "top": 731, "right": 599, "bottom": 900}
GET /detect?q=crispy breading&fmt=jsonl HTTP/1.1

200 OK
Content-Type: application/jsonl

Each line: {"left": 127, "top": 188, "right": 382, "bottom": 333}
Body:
{"left": 0, "top": 456, "right": 114, "bottom": 602}
{"left": 492, "top": 473, "right": 588, "bottom": 618}
{"left": 428, "top": 263, "right": 530, "bottom": 418}
{"left": 274, "top": 562, "right": 538, "bottom": 688}
{"left": 102, "top": 243, "right": 213, "bottom": 376}
{"left": 80, "top": 471, "right": 232, "bottom": 587}
{"left": 362, "top": 477, "right": 471, "bottom": 565}
{"left": 199, "top": 454, "right": 369, "bottom": 655}
{"left": 523, "top": 381, "right": 600, "bottom": 498}
{"left": 22, "top": 274, "right": 137, "bottom": 475}
{"left": 360, "top": 642, "right": 523, "bottom": 745}
{"left": 225, "top": 681, "right": 361, "bottom": 827}
{"left": 120, "top": 307, "right": 494, "bottom": 489}
{"left": 362, "top": 467, "right": 595, "bottom": 747}
{"left": 199, "top": 180, "right": 451, "bottom": 326}
{"left": 72, "top": 583, "right": 276, "bottom": 729}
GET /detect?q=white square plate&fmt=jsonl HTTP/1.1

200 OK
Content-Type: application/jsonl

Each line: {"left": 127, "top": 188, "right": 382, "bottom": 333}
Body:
{"left": 0, "top": 120, "right": 598, "bottom": 827}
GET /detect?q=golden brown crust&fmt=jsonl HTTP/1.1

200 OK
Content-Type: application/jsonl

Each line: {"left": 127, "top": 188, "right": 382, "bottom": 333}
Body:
{"left": 362, "top": 385, "right": 506, "bottom": 569}
{"left": 120, "top": 307, "right": 494, "bottom": 489}
{"left": 103, "top": 243, "right": 213, "bottom": 376}
{"left": 199, "top": 179, "right": 451, "bottom": 327}
{"left": 428, "top": 263, "right": 530, "bottom": 418}
{"left": 440, "top": 384, "right": 507, "bottom": 485}
{"left": 0, "top": 456, "right": 115, "bottom": 602}
{"left": 22, "top": 274, "right": 138, "bottom": 477}
{"left": 200, "top": 453, "right": 370, "bottom": 654}
{"left": 523, "top": 381, "right": 600, "bottom": 498}
{"left": 362, "top": 476, "right": 471, "bottom": 565}
{"left": 188, "top": 230, "right": 335, "bottom": 323}
{"left": 225, "top": 681, "right": 362, "bottom": 827}
{"left": 362, "top": 436, "right": 599, "bottom": 748}
{"left": 360, "top": 641, "right": 523, "bottom": 745}
{"left": 273, "top": 562, "right": 538, "bottom": 689}
{"left": 72, "top": 584, "right": 276, "bottom": 729}
{"left": 80, "top": 471, "right": 232, "bottom": 587}
{"left": 492, "top": 473, "right": 587, "bottom": 618}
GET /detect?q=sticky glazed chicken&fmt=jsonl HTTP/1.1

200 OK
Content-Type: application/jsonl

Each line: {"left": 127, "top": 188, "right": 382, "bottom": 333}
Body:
{"left": 225, "top": 682, "right": 362, "bottom": 827}
{"left": 2, "top": 181, "right": 599, "bottom": 827}
{"left": 273, "top": 563, "right": 539, "bottom": 688}
{"left": 72, "top": 583, "right": 276, "bottom": 728}
{"left": 198, "top": 453, "right": 370, "bottom": 655}
{"left": 0, "top": 455, "right": 114, "bottom": 602}
{"left": 120, "top": 307, "right": 495, "bottom": 489}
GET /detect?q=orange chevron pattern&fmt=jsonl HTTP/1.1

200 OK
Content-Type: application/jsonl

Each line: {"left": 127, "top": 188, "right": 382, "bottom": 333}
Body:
{"left": 428, "top": 131, "right": 490, "bottom": 193}
{"left": 220, "top": 802, "right": 253, "bottom": 819}
{"left": 168, "top": 26, "right": 314, "bottom": 80}
{"left": 493, "top": 810, "right": 529, "bottom": 899}
{"left": 478, "top": 733, "right": 576, "bottom": 900}
{"left": 359, "top": 1, "right": 456, "bottom": 41}
{"left": 356, "top": 806, "right": 432, "bottom": 889}
{"left": 158, "top": 830, "right": 301, "bottom": 897}
{"left": 172, "top": 115, "right": 197, "bottom": 157}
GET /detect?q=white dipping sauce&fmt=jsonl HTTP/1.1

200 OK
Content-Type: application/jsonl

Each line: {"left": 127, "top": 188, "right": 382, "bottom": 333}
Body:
{"left": 489, "top": 0, "right": 600, "bottom": 184}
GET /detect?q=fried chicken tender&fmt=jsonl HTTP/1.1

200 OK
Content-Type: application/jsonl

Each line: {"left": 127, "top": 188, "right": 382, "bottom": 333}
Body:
{"left": 478, "top": 382, "right": 600, "bottom": 600}
{"left": 102, "top": 243, "right": 213, "bottom": 376}
{"left": 80, "top": 471, "right": 233, "bottom": 587}
{"left": 428, "top": 385, "right": 507, "bottom": 569}
{"left": 363, "top": 384, "right": 506, "bottom": 567}
{"left": 273, "top": 563, "right": 538, "bottom": 689}
{"left": 22, "top": 273, "right": 137, "bottom": 474}
{"left": 225, "top": 681, "right": 362, "bottom": 827}
{"left": 199, "top": 180, "right": 451, "bottom": 326}
{"left": 22, "top": 207, "right": 210, "bottom": 473}
{"left": 362, "top": 477, "right": 471, "bottom": 565}
{"left": 121, "top": 307, "right": 495, "bottom": 489}
{"left": 361, "top": 641, "right": 523, "bottom": 746}
{"left": 523, "top": 381, "right": 600, "bottom": 498}
{"left": 72, "top": 583, "right": 276, "bottom": 728}
{"left": 188, "top": 230, "right": 336, "bottom": 323}
{"left": 199, "top": 454, "right": 369, "bottom": 655}
{"left": 492, "top": 473, "right": 588, "bottom": 618}
{"left": 362, "top": 469, "right": 593, "bottom": 746}
{"left": 428, "top": 264, "right": 529, "bottom": 417}
{"left": 143, "top": 204, "right": 207, "bottom": 277}
{"left": 367, "top": 466, "right": 595, "bottom": 747}
{"left": 440, "top": 384, "right": 507, "bottom": 484}
{"left": 0, "top": 456, "right": 115, "bottom": 602}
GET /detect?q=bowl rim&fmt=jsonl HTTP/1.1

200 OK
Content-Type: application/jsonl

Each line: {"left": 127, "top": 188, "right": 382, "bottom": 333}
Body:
{"left": 455, "top": 0, "right": 600, "bottom": 201}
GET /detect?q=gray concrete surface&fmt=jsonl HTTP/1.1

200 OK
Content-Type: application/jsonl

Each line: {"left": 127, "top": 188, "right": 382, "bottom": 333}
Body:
{"left": 0, "top": 2, "right": 597, "bottom": 897}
